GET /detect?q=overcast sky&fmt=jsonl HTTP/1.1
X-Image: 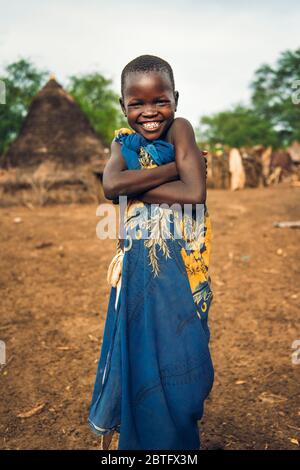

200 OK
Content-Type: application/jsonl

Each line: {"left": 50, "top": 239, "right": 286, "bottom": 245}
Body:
{"left": 1, "top": 0, "right": 299, "bottom": 125}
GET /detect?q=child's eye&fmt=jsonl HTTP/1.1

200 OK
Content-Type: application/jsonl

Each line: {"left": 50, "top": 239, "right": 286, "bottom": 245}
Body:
{"left": 156, "top": 100, "right": 169, "bottom": 106}
{"left": 128, "top": 103, "right": 142, "bottom": 108}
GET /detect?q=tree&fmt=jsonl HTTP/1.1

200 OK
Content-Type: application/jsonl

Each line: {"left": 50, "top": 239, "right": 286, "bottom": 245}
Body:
{"left": 67, "top": 73, "right": 127, "bottom": 146}
{"left": 0, "top": 58, "right": 49, "bottom": 156}
{"left": 250, "top": 48, "right": 300, "bottom": 144}
{"left": 198, "top": 48, "right": 300, "bottom": 148}
{"left": 198, "top": 105, "right": 279, "bottom": 148}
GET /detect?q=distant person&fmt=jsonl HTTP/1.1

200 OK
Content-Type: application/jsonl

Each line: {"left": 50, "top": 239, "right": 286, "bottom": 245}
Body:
{"left": 88, "top": 55, "right": 214, "bottom": 450}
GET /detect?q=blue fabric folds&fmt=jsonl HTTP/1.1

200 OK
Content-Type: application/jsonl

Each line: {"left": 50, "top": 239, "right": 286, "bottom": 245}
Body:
{"left": 88, "top": 132, "right": 214, "bottom": 450}
{"left": 114, "top": 131, "right": 175, "bottom": 168}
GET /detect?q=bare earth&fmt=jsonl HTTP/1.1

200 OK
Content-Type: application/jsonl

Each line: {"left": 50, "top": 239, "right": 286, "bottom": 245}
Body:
{"left": 0, "top": 185, "right": 299, "bottom": 450}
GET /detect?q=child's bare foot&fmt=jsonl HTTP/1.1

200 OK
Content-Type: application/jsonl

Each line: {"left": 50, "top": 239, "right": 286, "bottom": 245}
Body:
{"left": 101, "top": 430, "right": 114, "bottom": 450}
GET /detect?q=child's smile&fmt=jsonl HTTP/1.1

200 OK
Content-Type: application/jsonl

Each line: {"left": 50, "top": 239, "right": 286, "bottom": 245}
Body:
{"left": 120, "top": 71, "right": 178, "bottom": 141}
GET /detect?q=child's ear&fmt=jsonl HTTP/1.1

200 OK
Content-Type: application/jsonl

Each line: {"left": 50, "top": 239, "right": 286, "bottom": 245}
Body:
{"left": 174, "top": 91, "right": 179, "bottom": 111}
{"left": 119, "top": 97, "right": 127, "bottom": 117}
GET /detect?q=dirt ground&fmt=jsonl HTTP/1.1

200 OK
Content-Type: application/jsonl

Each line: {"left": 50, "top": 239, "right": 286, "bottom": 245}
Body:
{"left": 0, "top": 184, "right": 299, "bottom": 450}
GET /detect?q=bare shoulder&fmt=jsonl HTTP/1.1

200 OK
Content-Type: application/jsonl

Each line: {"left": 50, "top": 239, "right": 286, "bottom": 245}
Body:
{"left": 173, "top": 117, "right": 194, "bottom": 130}
{"left": 168, "top": 117, "right": 196, "bottom": 146}
{"left": 167, "top": 117, "right": 196, "bottom": 145}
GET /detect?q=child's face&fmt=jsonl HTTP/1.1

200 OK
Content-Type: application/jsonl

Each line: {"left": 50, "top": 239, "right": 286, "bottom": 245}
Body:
{"left": 120, "top": 71, "right": 178, "bottom": 140}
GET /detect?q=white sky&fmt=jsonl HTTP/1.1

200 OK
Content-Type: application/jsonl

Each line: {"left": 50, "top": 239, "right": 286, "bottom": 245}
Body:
{"left": 0, "top": 0, "right": 299, "bottom": 126}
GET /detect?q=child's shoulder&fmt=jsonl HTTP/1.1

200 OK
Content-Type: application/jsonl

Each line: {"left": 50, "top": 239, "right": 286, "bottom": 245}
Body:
{"left": 166, "top": 117, "right": 195, "bottom": 145}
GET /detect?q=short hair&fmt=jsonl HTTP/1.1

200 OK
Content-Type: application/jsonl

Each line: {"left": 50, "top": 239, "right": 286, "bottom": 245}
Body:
{"left": 121, "top": 54, "right": 175, "bottom": 97}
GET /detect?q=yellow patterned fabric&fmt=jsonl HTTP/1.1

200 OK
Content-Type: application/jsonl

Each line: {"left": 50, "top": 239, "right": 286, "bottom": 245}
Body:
{"left": 89, "top": 128, "right": 214, "bottom": 448}
{"left": 109, "top": 127, "right": 213, "bottom": 310}
{"left": 114, "top": 127, "right": 135, "bottom": 137}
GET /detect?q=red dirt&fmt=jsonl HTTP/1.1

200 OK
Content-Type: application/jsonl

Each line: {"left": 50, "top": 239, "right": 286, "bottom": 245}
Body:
{"left": 0, "top": 185, "right": 299, "bottom": 450}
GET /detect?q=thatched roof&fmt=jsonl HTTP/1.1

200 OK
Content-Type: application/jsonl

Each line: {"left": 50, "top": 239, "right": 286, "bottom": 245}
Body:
{"left": 1, "top": 77, "right": 108, "bottom": 171}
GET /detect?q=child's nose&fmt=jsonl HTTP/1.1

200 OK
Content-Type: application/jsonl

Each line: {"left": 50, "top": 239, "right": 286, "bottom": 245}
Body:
{"left": 142, "top": 105, "right": 158, "bottom": 116}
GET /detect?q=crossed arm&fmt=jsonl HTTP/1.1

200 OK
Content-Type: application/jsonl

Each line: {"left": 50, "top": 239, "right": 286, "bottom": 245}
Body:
{"left": 102, "top": 118, "right": 207, "bottom": 207}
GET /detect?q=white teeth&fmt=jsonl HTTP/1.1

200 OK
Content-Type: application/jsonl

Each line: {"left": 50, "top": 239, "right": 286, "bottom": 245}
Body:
{"left": 142, "top": 122, "right": 160, "bottom": 130}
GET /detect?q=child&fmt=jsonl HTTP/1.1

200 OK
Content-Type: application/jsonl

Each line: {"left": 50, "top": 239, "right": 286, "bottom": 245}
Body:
{"left": 88, "top": 55, "right": 214, "bottom": 450}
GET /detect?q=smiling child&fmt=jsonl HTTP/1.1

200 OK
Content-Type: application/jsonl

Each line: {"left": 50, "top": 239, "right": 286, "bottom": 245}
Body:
{"left": 88, "top": 55, "right": 214, "bottom": 450}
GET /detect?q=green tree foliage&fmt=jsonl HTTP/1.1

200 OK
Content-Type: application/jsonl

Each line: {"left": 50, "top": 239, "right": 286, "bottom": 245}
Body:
{"left": 67, "top": 73, "right": 127, "bottom": 146}
{"left": 0, "top": 58, "right": 49, "bottom": 156}
{"left": 199, "top": 105, "right": 278, "bottom": 148}
{"left": 198, "top": 48, "right": 300, "bottom": 148}
{"left": 251, "top": 48, "right": 300, "bottom": 144}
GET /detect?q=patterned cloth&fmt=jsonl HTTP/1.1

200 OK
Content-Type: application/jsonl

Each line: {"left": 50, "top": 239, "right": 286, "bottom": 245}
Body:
{"left": 88, "top": 128, "right": 214, "bottom": 450}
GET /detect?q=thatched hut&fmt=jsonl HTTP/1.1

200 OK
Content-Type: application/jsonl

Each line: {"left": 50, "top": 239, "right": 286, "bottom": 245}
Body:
{"left": 1, "top": 76, "right": 107, "bottom": 169}
{"left": 0, "top": 77, "right": 109, "bottom": 206}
